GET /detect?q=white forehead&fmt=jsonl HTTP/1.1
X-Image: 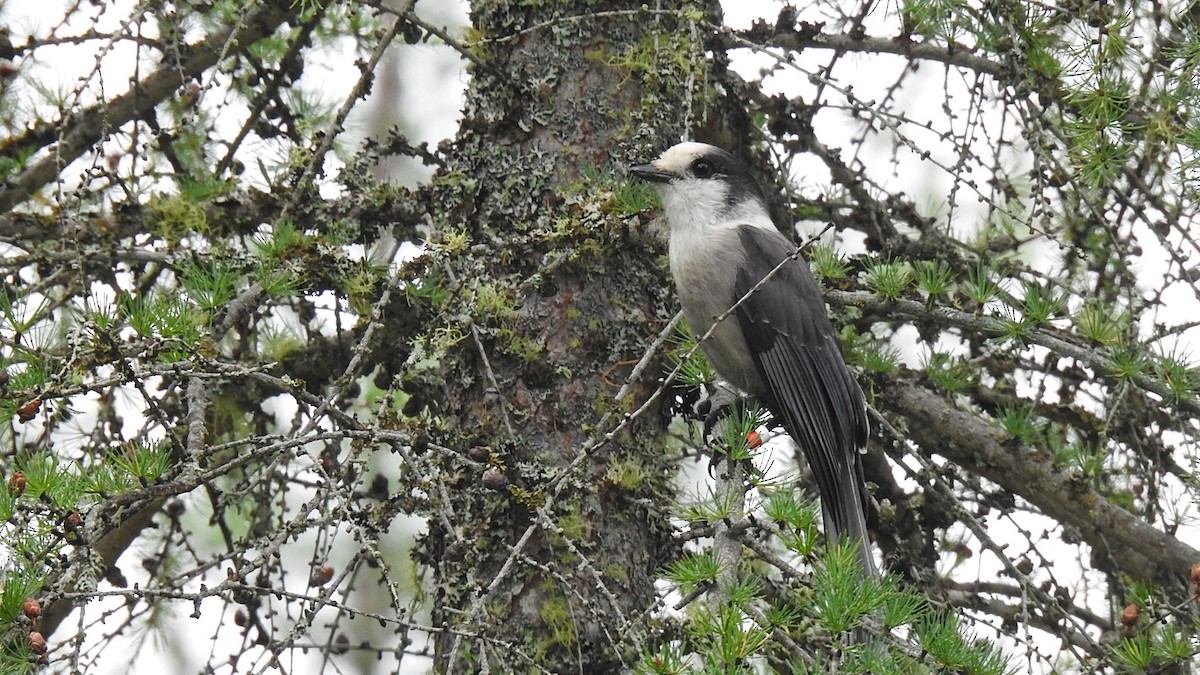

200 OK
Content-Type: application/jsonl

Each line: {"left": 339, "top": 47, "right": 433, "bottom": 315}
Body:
{"left": 655, "top": 142, "right": 720, "bottom": 172}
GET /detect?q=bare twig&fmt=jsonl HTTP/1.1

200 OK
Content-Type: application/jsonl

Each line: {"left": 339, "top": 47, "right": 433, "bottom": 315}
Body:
{"left": 0, "top": 3, "right": 299, "bottom": 213}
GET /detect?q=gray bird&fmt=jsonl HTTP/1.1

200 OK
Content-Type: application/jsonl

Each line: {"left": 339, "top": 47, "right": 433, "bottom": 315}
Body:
{"left": 631, "top": 142, "right": 875, "bottom": 577}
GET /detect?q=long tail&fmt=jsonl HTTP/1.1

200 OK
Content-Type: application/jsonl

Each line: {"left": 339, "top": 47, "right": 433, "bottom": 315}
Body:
{"left": 822, "top": 459, "right": 877, "bottom": 578}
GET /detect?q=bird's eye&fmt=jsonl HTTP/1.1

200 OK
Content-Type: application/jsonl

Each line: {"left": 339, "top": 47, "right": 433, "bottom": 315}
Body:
{"left": 691, "top": 159, "right": 714, "bottom": 178}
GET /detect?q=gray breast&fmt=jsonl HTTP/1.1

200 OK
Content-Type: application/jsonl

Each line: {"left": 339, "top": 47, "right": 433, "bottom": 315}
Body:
{"left": 669, "top": 228, "right": 766, "bottom": 398}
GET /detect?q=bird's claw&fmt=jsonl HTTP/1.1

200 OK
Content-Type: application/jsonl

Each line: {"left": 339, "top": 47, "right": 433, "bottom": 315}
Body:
{"left": 695, "top": 381, "right": 744, "bottom": 439}
{"left": 694, "top": 381, "right": 753, "bottom": 478}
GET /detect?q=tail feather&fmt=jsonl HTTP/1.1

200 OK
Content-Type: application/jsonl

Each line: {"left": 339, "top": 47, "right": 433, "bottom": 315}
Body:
{"left": 822, "top": 465, "right": 876, "bottom": 578}
{"left": 823, "top": 468, "right": 876, "bottom": 646}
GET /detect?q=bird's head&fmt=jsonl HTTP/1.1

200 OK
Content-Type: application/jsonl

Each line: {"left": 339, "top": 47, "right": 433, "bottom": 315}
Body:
{"left": 630, "top": 142, "right": 771, "bottom": 232}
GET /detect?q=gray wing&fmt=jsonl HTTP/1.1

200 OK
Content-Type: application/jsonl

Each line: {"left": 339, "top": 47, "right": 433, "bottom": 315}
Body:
{"left": 732, "top": 226, "right": 873, "bottom": 566}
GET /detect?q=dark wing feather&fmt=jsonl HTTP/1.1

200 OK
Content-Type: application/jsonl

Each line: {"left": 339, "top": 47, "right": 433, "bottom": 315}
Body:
{"left": 732, "top": 226, "right": 873, "bottom": 569}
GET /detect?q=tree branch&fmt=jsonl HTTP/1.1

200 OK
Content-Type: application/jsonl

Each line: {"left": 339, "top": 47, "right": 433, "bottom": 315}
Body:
{"left": 730, "top": 23, "right": 1008, "bottom": 81}
{"left": 0, "top": 2, "right": 299, "bottom": 213}
{"left": 882, "top": 379, "right": 1200, "bottom": 588}
{"left": 826, "top": 289, "right": 1200, "bottom": 419}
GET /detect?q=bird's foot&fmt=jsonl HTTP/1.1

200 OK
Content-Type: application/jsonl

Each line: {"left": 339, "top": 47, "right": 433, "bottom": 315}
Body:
{"left": 695, "top": 383, "right": 776, "bottom": 479}
{"left": 694, "top": 381, "right": 745, "bottom": 439}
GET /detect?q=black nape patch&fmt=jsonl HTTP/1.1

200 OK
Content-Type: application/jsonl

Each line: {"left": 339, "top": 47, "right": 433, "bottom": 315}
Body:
{"left": 695, "top": 147, "right": 766, "bottom": 210}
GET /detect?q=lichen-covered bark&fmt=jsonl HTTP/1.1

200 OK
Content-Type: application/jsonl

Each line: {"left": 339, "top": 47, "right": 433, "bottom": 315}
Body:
{"left": 410, "top": 1, "right": 721, "bottom": 670}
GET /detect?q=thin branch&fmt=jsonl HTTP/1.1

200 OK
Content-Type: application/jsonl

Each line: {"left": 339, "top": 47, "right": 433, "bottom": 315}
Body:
{"left": 826, "top": 288, "right": 1200, "bottom": 419}
{"left": 729, "top": 24, "right": 1007, "bottom": 81}
{"left": 0, "top": 2, "right": 299, "bottom": 213}
{"left": 882, "top": 379, "right": 1200, "bottom": 587}
{"left": 278, "top": 1, "right": 408, "bottom": 222}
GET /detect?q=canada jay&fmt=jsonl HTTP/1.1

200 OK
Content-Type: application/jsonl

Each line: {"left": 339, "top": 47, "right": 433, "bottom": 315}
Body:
{"left": 631, "top": 142, "right": 875, "bottom": 576}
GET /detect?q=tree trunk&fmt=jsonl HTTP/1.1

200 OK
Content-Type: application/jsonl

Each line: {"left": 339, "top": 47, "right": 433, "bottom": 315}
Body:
{"left": 415, "top": 1, "right": 720, "bottom": 670}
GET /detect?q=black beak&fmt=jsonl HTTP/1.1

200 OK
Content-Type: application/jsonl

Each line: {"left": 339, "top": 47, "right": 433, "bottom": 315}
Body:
{"left": 629, "top": 163, "right": 675, "bottom": 183}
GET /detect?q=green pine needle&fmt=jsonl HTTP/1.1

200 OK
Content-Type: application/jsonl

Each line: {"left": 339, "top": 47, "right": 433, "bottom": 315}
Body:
{"left": 667, "top": 320, "right": 717, "bottom": 388}
{"left": 963, "top": 262, "right": 1000, "bottom": 306}
{"left": 995, "top": 405, "right": 1045, "bottom": 444}
{"left": 923, "top": 351, "right": 978, "bottom": 393}
{"left": 1073, "top": 300, "right": 1127, "bottom": 344}
{"left": 661, "top": 552, "right": 721, "bottom": 591}
{"left": 1112, "top": 631, "right": 1156, "bottom": 669}
{"left": 863, "top": 259, "right": 914, "bottom": 300}
{"left": 914, "top": 260, "right": 955, "bottom": 297}
{"left": 809, "top": 245, "right": 850, "bottom": 281}
{"left": 810, "top": 540, "right": 883, "bottom": 636}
